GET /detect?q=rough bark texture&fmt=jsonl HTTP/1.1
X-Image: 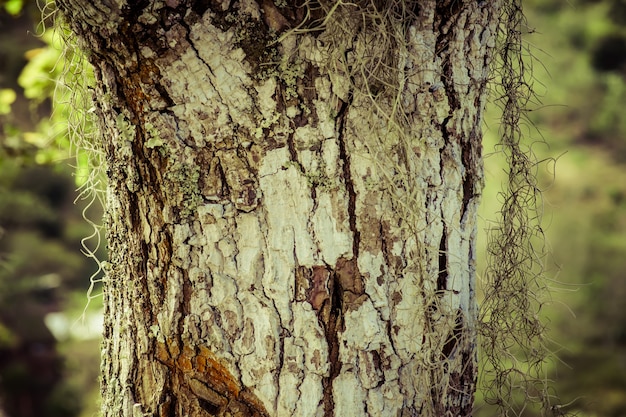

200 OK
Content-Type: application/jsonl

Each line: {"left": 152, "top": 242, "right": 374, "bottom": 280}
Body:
{"left": 56, "top": 1, "right": 499, "bottom": 416}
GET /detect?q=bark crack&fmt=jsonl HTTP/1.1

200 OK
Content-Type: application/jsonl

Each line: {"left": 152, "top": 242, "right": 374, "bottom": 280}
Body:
{"left": 318, "top": 85, "right": 359, "bottom": 416}
{"left": 460, "top": 126, "right": 481, "bottom": 221}
{"left": 461, "top": 140, "right": 474, "bottom": 220}
{"left": 181, "top": 22, "right": 231, "bottom": 120}
{"left": 435, "top": 1, "right": 463, "bottom": 112}
{"left": 437, "top": 226, "right": 448, "bottom": 293}
{"left": 286, "top": 124, "right": 303, "bottom": 171}
{"left": 336, "top": 92, "right": 358, "bottom": 260}
{"left": 322, "top": 267, "right": 342, "bottom": 417}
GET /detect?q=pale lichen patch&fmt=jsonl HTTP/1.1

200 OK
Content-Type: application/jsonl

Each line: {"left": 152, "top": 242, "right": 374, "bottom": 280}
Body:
{"left": 234, "top": 212, "right": 265, "bottom": 289}
{"left": 342, "top": 299, "right": 387, "bottom": 354}
{"left": 187, "top": 21, "right": 257, "bottom": 130}
{"left": 311, "top": 191, "right": 352, "bottom": 266}
{"left": 235, "top": 293, "right": 281, "bottom": 408}
{"left": 332, "top": 371, "right": 366, "bottom": 416}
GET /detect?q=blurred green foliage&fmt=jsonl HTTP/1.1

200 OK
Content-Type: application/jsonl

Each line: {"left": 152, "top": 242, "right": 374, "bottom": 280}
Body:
{"left": 1, "top": 0, "right": 24, "bottom": 16}
{"left": 0, "top": 1, "right": 101, "bottom": 416}
{"left": 0, "top": 89, "right": 16, "bottom": 115}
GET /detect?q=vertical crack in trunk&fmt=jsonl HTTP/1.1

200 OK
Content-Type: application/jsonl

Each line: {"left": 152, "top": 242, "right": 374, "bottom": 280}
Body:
{"left": 461, "top": 143, "right": 474, "bottom": 220}
{"left": 321, "top": 268, "right": 342, "bottom": 417}
{"left": 461, "top": 127, "right": 481, "bottom": 221}
{"left": 432, "top": 4, "right": 478, "bottom": 415}
{"left": 318, "top": 88, "right": 356, "bottom": 416}
{"left": 336, "top": 93, "right": 358, "bottom": 259}
{"left": 437, "top": 228, "right": 448, "bottom": 293}
{"left": 286, "top": 124, "right": 303, "bottom": 169}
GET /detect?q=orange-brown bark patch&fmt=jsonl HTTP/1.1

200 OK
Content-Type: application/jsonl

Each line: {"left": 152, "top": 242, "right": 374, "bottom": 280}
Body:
{"left": 195, "top": 346, "right": 241, "bottom": 397}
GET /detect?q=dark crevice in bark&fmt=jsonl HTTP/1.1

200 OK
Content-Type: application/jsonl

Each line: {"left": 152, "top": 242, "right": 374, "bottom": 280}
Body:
{"left": 435, "top": 2, "right": 462, "bottom": 113}
{"left": 181, "top": 269, "right": 192, "bottom": 317}
{"left": 286, "top": 127, "right": 301, "bottom": 168}
{"left": 127, "top": 191, "right": 141, "bottom": 232}
{"left": 322, "top": 267, "right": 342, "bottom": 417}
{"left": 275, "top": 328, "right": 286, "bottom": 412}
{"left": 442, "top": 309, "right": 463, "bottom": 359}
{"left": 437, "top": 227, "right": 448, "bottom": 293}
{"left": 197, "top": 398, "right": 220, "bottom": 415}
{"left": 154, "top": 83, "right": 175, "bottom": 109}
{"left": 336, "top": 92, "right": 358, "bottom": 260}
{"left": 460, "top": 126, "right": 481, "bottom": 220}
{"left": 379, "top": 221, "right": 391, "bottom": 270}
{"left": 191, "top": 0, "right": 213, "bottom": 17}
{"left": 120, "top": 0, "right": 150, "bottom": 25}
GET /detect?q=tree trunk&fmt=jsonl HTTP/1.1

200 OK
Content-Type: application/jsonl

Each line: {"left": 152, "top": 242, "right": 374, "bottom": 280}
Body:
{"left": 56, "top": 1, "right": 499, "bottom": 416}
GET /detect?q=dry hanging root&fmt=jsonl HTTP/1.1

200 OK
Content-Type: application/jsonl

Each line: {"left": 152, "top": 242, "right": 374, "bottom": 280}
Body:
{"left": 479, "top": 1, "right": 572, "bottom": 416}
{"left": 38, "top": 0, "right": 106, "bottom": 317}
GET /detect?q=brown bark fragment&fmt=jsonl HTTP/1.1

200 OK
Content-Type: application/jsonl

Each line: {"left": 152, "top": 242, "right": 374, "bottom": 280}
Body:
{"left": 156, "top": 342, "right": 269, "bottom": 417}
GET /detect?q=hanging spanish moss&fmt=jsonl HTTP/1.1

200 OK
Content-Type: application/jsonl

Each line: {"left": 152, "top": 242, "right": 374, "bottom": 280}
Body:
{"left": 479, "top": 1, "right": 571, "bottom": 415}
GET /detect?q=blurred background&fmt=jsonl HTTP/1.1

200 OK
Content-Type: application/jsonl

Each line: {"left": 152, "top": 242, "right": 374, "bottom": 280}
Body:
{"left": 0, "top": 1, "right": 103, "bottom": 416}
{"left": 1, "top": 0, "right": 625, "bottom": 416}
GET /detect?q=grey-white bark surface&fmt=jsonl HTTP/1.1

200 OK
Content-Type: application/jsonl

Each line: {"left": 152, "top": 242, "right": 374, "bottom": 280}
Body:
{"left": 56, "top": 1, "right": 499, "bottom": 416}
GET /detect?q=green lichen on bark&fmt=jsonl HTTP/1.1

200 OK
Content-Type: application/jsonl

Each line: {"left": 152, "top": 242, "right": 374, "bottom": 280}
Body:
{"left": 164, "top": 163, "right": 203, "bottom": 218}
{"left": 144, "top": 122, "right": 163, "bottom": 149}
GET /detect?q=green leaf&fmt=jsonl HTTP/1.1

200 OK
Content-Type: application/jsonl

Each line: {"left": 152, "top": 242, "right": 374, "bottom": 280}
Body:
{"left": 0, "top": 88, "right": 16, "bottom": 115}
{"left": 3, "top": 0, "right": 24, "bottom": 16}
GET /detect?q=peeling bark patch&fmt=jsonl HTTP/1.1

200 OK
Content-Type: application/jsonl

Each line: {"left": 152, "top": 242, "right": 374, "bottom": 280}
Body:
{"left": 156, "top": 343, "right": 269, "bottom": 417}
{"left": 300, "top": 265, "right": 331, "bottom": 312}
{"left": 335, "top": 257, "right": 365, "bottom": 308}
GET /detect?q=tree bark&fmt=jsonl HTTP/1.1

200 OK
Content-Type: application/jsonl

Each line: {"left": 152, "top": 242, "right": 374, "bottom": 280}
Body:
{"left": 55, "top": 1, "right": 499, "bottom": 416}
